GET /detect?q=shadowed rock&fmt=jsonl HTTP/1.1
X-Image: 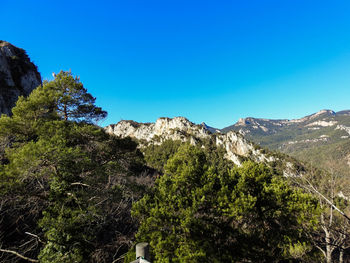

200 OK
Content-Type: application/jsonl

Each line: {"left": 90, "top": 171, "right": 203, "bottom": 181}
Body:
{"left": 0, "top": 41, "right": 41, "bottom": 115}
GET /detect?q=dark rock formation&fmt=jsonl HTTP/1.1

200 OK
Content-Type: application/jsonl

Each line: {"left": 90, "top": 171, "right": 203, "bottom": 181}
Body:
{"left": 0, "top": 41, "right": 41, "bottom": 115}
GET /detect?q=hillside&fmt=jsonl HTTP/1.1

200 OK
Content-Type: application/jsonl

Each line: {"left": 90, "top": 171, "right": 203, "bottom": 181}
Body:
{"left": 0, "top": 41, "right": 41, "bottom": 115}
{"left": 223, "top": 109, "right": 350, "bottom": 178}
{"left": 106, "top": 117, "right": 306, "bottom": 177}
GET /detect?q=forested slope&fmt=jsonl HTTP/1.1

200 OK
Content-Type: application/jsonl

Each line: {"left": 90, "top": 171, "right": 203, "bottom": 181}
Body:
{"left": 223, "top": 110, "right": 350, "bottom": 181}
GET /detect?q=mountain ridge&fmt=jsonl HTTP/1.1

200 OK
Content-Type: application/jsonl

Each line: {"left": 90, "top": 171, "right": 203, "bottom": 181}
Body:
{"left": 105, "top": 116, "right": 306, "bottom": 177}
{"left": 222, "top": 109, "right": 341, "bottom": 133}
{"left": 222, "top": 109, "right": 350, "bottom": 178}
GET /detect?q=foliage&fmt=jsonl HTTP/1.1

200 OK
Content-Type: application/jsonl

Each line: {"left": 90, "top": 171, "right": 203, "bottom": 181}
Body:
{"left": 43, "top": 71, "right": 107, "bottom": 123}
{"left": 0, "top": 74, "right": 146, "bottom": 263}
{"left": 143, "top": 138, "right": 234, "bottom": 176}
{"left": 143, "top": 140, "right": 182, "bottom": 172}
{"left": 131, "top": 144, "right": 319, "bottom": 262}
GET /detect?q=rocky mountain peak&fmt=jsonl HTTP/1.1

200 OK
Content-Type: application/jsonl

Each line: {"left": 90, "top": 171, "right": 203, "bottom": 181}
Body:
{"left": 315, "top": 109, "right": 335, "bottom": 116}
{"left": 106, "top": 117, "right": 211, "bottom": 144}
{"left": 0, "top": 41, "right": 41, "bottom": 115}
{"left": 288, "top": 109, "right": 335, "bottom": 124}
{"left": 105, "top": 117, "right": 279, "bottom": 168}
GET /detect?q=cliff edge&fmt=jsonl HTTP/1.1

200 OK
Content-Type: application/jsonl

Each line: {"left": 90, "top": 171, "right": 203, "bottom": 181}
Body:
{"left": 0, "top": 41, "right": 41, "bottom": 115}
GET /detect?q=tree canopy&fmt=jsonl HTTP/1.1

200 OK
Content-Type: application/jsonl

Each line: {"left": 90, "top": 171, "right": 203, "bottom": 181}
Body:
{"left": 131, "top": 144, "right": 319, "bottom": 262}
{"left": 44, "top": 71, "right": 107, "bottom": 123}
{"left": 0, "top": 72, "right": 146, "bottom": 263}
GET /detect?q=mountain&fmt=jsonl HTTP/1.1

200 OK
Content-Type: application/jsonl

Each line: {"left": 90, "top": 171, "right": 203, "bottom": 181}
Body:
{"left": 201, "top": 122, "right": 220, "bottom": 133}
{"left": 0, "top": 41, "right": 41, "bottom": 115}
{"left": 223, "top": 109, "right": 350, "bottom": 178}
{"left": 106, "top": 117, "right": 305, "bottom": 176}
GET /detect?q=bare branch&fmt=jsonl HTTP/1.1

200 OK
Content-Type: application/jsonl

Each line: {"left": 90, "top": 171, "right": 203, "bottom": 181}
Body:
{"left": 25, "top": 232, "right": 44, "bottom": 244}
{"left": 295, "top": 177, "right": 350, "bottom": 222}
{"left": 112, "top": 252, "right": 127, "bottom": 263}
{"left": 0, "top": 248, "right": 38, "bottom": 262}
{"left": 71, "top": 182, "right": 90, "bottom": 187}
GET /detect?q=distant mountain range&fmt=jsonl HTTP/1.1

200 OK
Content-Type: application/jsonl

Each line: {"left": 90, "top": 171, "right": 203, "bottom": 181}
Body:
{"left": 106, "top": 110, "right": 350, "bottom": 178}
{"left": 222, "top": 109, "right": 350, "bottom": 178}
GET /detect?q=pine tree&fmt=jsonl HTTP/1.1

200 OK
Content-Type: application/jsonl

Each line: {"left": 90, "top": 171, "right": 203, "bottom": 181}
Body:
{"left": 0, "top": 73, "right": 144, "bottom": 263}
{"left": 131, "top": 144, "right": 319, "bottom": 262}
{"left": 44, "top": 71, "right": 107, "bottom": 123}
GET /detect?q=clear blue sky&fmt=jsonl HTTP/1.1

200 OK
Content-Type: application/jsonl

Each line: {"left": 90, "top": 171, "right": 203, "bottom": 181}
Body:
{"left": 3, "top": 0, "right": 350, "bottom": 128}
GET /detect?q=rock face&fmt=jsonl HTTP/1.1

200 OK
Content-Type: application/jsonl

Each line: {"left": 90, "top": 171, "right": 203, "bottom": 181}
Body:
{"left": 223, "top": 109, "right": 350, "bottom": 178}
{"left": 106, "top": 117, "right": 276, "bottom": 167}
{"left": 0, "top": 41, "right": 41, "bottom": 115}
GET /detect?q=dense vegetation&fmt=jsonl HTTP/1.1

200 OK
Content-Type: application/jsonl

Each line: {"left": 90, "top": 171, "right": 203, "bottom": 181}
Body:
{"left": 0, "top": 71, "right": 349, "bottom": 262}
{"left": 0, "top": 71, "right": 147, "bottom": 262}
{"left": 130, "top": 145, "right": 319, "bottom": 262}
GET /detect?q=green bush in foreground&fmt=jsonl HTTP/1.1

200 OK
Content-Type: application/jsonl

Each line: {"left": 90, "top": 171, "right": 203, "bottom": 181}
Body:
{"left": 131, "top": 145, "right": 319, "bottom": 262}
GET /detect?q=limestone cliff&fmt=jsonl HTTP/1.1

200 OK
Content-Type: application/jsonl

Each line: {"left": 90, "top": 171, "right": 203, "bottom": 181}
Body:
{"left": 0, "top": 41, "right": 41, "bottom": 115}
{"left": 105, "top": 117, "right": 276, "bottom": 167}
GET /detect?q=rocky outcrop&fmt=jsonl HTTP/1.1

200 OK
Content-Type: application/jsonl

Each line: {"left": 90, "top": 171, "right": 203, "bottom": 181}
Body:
{"left": 106, "top": 117, "right": 275, "bottom": 166}
{"left": 0, "top": 41, "right": 41, "bottom": 115}
{"left": 106, "top": 117, "right": 210, "bottom": 143}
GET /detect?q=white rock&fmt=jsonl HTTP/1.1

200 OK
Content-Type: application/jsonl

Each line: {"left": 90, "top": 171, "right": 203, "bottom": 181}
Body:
{"left": 336, "top": 125, "right": 350, "bottom": 136}
{"left": 306, "top": 120, "right": 337, "bottom": 127}
{"left": 105, "top": 117, "right": 276, "bottom": 167}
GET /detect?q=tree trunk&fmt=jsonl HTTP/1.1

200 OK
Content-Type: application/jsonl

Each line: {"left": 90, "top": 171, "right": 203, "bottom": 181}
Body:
{"left": 339, "top": 248, "right": 344, "bottom": 263}
{"left": 64, "top": 103, "right": 68, "bottom": 121}
{"left": 326, "top": 231, "right": 333, "bottom": 263}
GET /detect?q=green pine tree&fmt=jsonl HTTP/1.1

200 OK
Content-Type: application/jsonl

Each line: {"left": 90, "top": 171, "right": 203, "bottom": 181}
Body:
{"left": 131, "top": 144, "right": 319, "bottom": 262}
{"left": 44, "top": 70, "right": 107, "bottom": 123}
{"left": 0, "top": 72, "right": 144, "bottom": 263}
